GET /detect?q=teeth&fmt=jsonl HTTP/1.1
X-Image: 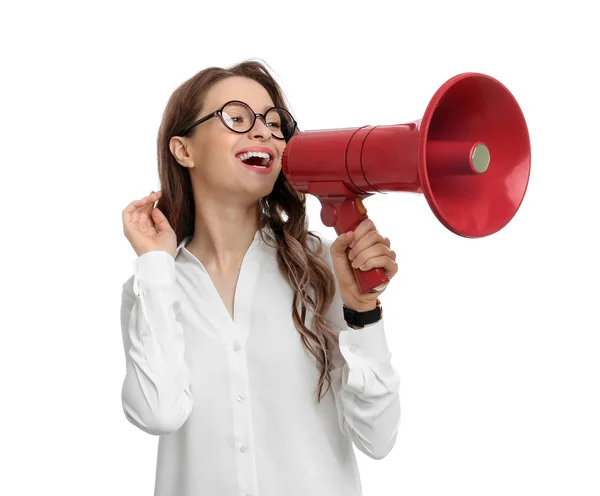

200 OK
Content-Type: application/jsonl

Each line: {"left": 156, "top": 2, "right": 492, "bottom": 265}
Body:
{"left": 236, "top": 151, "right": 271, "bottom": 167}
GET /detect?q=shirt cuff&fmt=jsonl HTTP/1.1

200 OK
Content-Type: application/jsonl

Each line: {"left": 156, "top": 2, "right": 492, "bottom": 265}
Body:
{"left": 132, "top": 250, "right": 176, "bottom": 297}
{"left": 338, "top": 319, "right": 392, "bottom": 368}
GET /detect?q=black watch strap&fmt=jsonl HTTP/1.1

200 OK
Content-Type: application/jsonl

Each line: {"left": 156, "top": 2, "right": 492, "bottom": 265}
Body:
{"left": 343, "top": 299, "right": 382, "bottom": 328}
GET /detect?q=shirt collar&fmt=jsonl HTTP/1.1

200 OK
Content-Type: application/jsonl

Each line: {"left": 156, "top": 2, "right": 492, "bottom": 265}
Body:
{"left": 175, "top": 223, "right": 278, "bottom": 259}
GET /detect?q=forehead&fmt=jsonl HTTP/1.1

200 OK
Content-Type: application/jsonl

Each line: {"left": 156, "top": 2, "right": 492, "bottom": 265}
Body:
{"left": 203, "top": 76, "right": 275, "bottom": 112}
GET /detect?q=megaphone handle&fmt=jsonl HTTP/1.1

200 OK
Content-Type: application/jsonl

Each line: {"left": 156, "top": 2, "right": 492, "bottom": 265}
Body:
{"left": 353, "top": 265, "right": 390, "bottom": 294}
{"left": 319, "top": 195, "right": 390, "bottom": 294}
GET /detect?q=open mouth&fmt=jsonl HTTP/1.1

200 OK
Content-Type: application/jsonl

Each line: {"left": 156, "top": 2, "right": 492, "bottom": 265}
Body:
{"left": 235, "top": 151, "right": 272, "bottom": 168}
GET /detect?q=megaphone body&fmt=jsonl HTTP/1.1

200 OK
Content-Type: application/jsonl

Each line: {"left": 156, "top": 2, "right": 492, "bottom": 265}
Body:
{"left": 282, "top": 72, "right": 531, "bottom": 293}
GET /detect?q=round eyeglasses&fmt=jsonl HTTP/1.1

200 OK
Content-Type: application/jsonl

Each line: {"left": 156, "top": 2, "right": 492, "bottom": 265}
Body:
{"left": 178, "top": 100, "right": 297, "bottom": 140}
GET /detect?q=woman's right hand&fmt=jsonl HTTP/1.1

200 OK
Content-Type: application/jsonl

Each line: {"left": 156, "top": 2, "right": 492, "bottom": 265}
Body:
{"left": 122, "top": 190, "right": 177, "bottom": 258}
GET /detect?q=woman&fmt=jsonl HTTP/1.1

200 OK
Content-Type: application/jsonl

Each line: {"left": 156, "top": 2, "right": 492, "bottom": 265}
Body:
{"left": 120, "top": 60, "right": 401, "bottom": 496}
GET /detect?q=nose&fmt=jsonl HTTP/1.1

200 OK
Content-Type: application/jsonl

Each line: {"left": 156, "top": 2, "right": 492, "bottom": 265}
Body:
{"left": 250, "top": 116, "right": 271, "bottom": 140}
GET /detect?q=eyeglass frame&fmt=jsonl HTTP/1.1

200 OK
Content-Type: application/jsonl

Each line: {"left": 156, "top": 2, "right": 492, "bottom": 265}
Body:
{"left": 177, "top": 100, "right": 297, "bottom": 140}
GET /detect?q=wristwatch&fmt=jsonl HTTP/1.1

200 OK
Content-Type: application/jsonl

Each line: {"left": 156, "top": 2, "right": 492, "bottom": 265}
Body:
{"left": 343, "top": 299, "right": 383, "bottom": 328}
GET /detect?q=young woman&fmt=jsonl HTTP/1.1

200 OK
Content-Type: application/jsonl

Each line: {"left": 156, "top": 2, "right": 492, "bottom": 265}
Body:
{"left": 120, "top": 60, "right": 400, "bottom": 496}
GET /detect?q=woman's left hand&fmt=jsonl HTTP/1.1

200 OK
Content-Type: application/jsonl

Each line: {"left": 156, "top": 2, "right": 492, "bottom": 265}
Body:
{"left": 329, "top": 218, "right": 398, "bottom": 312}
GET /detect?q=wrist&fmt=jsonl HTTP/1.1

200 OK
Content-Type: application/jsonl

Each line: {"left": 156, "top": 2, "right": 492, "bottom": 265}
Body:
{"left": 344, "top": 302, "right": 378, "bottom": 313}
{"left": 343, "top": 299, "right": 382, "bottom": 329}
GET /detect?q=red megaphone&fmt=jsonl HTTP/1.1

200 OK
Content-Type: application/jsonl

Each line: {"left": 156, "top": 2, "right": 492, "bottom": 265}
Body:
{"left": 282, "top": 72, "right": 531, "bottom": 294}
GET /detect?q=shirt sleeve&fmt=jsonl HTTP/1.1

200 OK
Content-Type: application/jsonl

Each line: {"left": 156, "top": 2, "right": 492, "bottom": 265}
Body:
{"left": 120, "top": 250, "right": 193, "bottom": 436}
{"left": 319, "top": 235, "right": 401, "bottom": 460}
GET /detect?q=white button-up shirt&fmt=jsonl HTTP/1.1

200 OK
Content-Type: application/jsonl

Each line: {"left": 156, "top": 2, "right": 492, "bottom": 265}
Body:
{"left": 120, "top": 225, "right": 401, "bottom": 496}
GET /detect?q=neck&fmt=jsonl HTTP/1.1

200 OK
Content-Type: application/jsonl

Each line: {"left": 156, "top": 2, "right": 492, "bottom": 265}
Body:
{"left": 186, "top": 203, "right": 261, "bottom": 274}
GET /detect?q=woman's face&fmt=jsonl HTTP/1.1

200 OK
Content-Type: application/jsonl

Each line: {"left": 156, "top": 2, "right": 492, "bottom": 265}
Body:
{"left": 174, "top": 76, "right": 287, "bottom": 201}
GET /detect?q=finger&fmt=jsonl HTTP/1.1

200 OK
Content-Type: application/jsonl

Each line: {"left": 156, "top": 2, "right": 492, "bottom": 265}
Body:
{"left": 330, "top": 231, "right": 354, "bottom": 259}
{"left": 124, "top": 192, "right": 158, "bottom": 214}
{"left": 356, "top": 255, "right": 399, "bottom": 278}
{"left": 137, "top": 204, "right": 150, "bottom": 227}
{"left": 152, "top": 207, "right": 170, "bottom": 233}
{"left": 132, "top": 197, "right": 147, "bottom": 226}
{"left": 350, "top": 244, "right": 395, "bottom": 269}
{"left": 348, "top": 230, "right": 389, "bottom": 261}
{"left": 347, "top": 225, "right": 375, "bottom": 254}
{"left": 123, "top": 199, "right": 146, "bottom": 225}
{"left": 141, "top": 191, "right": 164, "bottom": 227}
{"left": 348, "top": 218, "right": 376, "bottom": 247}
{"left": 135, "top": 190, "right": 160, "bottom": 212}
{"left": 140, "top": 191, "right": 156, "bottom": 215}
{"left": 124, "top": 191, "right": 160, "bottom": 226}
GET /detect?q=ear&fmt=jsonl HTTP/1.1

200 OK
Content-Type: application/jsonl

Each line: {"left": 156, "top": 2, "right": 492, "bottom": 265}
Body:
{"left": 169, "top": 136, "right": 194, "bottom": 168}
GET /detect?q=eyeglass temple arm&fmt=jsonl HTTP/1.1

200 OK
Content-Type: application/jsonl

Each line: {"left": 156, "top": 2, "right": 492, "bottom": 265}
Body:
{"left": 179, "top": 112, "right": 219, "bottom": 136}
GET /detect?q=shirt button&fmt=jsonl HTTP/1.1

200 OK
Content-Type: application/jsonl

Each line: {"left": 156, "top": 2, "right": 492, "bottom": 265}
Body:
{"left": 233, "top": 344, "right": 241, "bottom": 352}
{"left": 349, "top": 345, "right": 359, "bottom": 353}
{"left": 237, "top": 394, "right": 245, "bottom": 402}
{"left": 240, "top": 444, "right": 248, "bottom": 452}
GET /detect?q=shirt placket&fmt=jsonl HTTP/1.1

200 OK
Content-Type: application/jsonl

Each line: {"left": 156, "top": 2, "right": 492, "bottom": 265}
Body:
{"left": 227, "top": 248, "right": 262, "bottom": 496}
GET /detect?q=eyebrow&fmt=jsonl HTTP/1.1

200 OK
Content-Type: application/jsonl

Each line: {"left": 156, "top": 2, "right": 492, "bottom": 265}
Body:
{"left": 231, "top": 101, "right": 276, "bottom": 112}
{"left": 249, "top": 103, "right": 276, "bottom": 113}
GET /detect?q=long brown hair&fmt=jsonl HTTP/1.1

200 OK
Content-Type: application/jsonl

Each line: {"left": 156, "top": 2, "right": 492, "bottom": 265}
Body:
{"left": 156, "top": 60, "right": 339, "bottom": 403}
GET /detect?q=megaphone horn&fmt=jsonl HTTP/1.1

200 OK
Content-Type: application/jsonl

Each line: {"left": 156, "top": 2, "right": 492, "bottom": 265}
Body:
{"left": 282, "top": 72, "right": 531, "bottom": 293}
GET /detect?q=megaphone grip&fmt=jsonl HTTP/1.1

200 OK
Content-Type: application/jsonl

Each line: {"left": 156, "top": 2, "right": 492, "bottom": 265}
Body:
{"left": 353, "top": 266, "right": 390, "bottom": 294}
{"left": 316, "top": 192, "right": 390, "bottom": 294}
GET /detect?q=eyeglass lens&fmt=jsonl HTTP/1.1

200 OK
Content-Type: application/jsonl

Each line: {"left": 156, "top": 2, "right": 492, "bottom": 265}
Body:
{"left": 221, "top": 102, "right": 295, "bottom": 139}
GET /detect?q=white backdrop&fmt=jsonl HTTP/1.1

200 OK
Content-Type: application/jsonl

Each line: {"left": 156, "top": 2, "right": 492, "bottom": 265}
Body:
{"left": 2, "top": 1, "right": 598, "bottom": 495}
